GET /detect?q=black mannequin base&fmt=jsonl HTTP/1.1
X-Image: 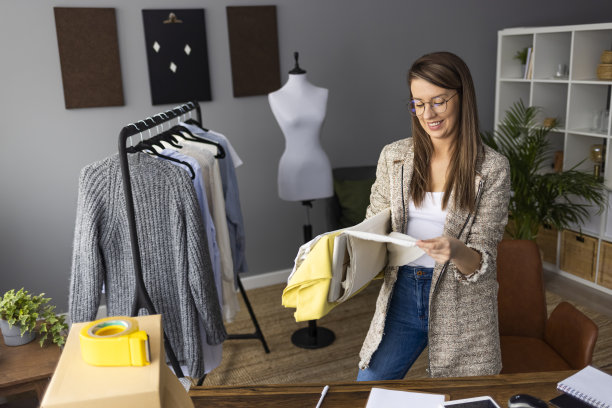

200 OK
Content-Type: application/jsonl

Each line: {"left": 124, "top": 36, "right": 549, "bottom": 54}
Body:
{"left": 291, "top": 320, "right": 335, "bottom": 349}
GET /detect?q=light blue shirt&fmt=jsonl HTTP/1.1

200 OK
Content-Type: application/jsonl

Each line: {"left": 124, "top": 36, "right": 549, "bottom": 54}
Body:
{"left": 181, "top": 122, "right": 248, "bottom": 282}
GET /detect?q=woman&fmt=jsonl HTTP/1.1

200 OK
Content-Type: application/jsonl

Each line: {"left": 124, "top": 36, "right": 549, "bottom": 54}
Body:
{"left": 357, "top": 51, "right": 510, "bottom": 380}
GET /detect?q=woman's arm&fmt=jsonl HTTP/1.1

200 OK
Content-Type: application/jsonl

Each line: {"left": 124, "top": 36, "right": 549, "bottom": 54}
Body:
{"left": 416, "top": 236, "right": 481, "bottom": 276}
{"left": 418, "top": 154, "right": 510, "bottom": 279}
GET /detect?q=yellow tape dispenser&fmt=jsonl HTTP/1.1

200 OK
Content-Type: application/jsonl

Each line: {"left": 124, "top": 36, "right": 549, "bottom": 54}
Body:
{"left": 79, "top": 316, "right": 151, "bottom": 367}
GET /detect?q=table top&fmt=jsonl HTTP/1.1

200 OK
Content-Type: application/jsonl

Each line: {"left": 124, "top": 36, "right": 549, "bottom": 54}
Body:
{"left": 0, "top": 334, "right": 61, "bottom": 389}
{"left": 189, "top": 370, "right": 576, "bottom": 408}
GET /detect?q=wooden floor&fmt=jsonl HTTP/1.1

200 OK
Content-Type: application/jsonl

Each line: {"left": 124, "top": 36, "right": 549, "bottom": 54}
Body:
{"left": 543, "top": 269, "right": 612, "bottom": 318}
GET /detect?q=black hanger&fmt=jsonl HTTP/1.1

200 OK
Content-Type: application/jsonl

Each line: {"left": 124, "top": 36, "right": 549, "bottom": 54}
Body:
{"left": 184, "top": 118, "right": 205, "bottom": 129}
{"left": 168, "top": 125, "right": 226, "bottom": 159}
{"left": 151, "top": 130, "right": 183, "bottom": 149}
{"left": 289, "top": 51, "right": 306, "bottom": 74}
{"left": 129, "top": 139, "right": 196, "bottom": 180}
{"left": 183, "top": 118, "right": 209, "bottom": 132}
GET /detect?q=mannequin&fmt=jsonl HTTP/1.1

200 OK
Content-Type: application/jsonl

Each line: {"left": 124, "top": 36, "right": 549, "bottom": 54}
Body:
{"left": 269, "top": 53, "right": 335, "bottom": 349}
{"left": 269, "top": 53, "right": 333, "bottom": 202}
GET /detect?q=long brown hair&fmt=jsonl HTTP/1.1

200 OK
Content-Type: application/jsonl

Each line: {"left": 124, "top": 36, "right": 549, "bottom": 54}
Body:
{"left": 408, "top": 51, "right": 482, "bottom": 212}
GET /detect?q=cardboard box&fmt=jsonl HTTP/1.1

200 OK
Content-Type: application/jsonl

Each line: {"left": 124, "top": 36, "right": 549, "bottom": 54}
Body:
{"left": 41, "top": 314, "right": 193, "bottom": 408}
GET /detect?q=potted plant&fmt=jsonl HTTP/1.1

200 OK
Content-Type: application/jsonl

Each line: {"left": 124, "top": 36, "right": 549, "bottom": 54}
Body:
{"left": 482, "top": 100, "right": 606, "bottom": 241}
{"left": 0, "top": 288, "right": 68, "bottom": 347}
{"left": 514, "top": 47, "right": 530, "bottom": 77}
{"left": 513, "top": 47, "right": 530, "bottom": 65}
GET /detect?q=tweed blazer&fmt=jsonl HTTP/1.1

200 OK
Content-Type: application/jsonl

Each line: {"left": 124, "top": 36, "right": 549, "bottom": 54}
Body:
{"left": 358, "top": 138, "right": 510, "bottom": 377}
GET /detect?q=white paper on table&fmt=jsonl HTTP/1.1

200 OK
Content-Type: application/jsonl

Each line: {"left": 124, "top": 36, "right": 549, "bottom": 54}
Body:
{"left": 365, "top": 387, "right": 446, "bottom": 408}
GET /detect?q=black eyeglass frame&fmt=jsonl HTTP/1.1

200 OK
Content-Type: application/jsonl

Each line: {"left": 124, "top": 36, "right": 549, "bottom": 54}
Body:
{"left": 409, "top": 92, "right": 459, "bottom": 116}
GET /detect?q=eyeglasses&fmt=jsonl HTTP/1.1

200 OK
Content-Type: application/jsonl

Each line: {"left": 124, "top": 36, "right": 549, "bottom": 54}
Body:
{"left": 409, "top": 92, "right": 458, "bottom": 116}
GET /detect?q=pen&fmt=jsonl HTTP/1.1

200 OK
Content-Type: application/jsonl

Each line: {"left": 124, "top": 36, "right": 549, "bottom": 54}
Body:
{"left": 315, "top": 385, "right": 329, "bottom": 408}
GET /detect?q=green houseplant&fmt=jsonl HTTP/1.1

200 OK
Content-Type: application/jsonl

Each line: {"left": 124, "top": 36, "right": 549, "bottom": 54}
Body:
{"left": 482, "top": 100, "right": 606, "bottom": 240}
{"left": 513, "top": 47, "right": 530, "bottom": 65}
{"left": 0, "top": 288, "right": 68, "bottom": 347}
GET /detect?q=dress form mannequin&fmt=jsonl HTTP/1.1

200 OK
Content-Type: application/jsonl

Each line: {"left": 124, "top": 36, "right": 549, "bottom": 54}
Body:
{"left": 269, "top": 53, "right": 335, "bottom": 349}
{"left": 269, "top": 54, "right": 333, "bottom": 201}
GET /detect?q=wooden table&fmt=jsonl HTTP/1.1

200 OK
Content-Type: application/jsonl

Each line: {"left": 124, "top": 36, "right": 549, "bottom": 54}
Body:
{"left": 0, "top": 335, "right": 61, "bottom": 401}
{"left": 189, "top": 370, "right": 576, "bottom": 407}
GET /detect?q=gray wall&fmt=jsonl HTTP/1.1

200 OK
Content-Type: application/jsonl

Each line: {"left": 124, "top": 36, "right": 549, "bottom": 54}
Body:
{"left": 1, "top": 0, "right": 611, "bottom": 313}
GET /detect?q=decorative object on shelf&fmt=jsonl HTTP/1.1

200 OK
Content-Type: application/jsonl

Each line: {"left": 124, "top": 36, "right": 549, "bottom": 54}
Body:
{"left": 592, "top": 110, "right": 602, "bottom": 131}
{"left": 513, "top": 47, "right": 530, "bottom": 65}
{"left": 597, "top": 64, "right": 612, "bottom": 80}
{"left": 601, "top": 110, "right": 610, "bottom": 133}
{"left": 553, "top": 150, "right": 563, "bottom": 173}
{"left": 483, "top": 100, "right": 606, "bottom": 241}
{"left": 554, "top": 63, "right": 568, "bottom": 79}
{"left": 593, "top": 109, "right": 610, "bottom": 132}
{"left": 0, "top": 288, "right": 68, "bottom": 347}
{"left": 543, "top": 117, "right": 557, "bottom": 128}
{"left": 514, "top": 46, "right": 531, "bottom": 78}
{"left": 590, "top": 144, "right": 605, "bottom": 180}
{"left": 597, "top": 50, "right": 612, "bottom": 80}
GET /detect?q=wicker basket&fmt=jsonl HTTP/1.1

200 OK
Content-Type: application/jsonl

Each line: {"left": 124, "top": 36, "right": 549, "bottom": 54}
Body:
{"left": 597, "top": 63, "right": 612, "bottom": 80}
{"left": 601, "top": 50, "right": 612, "bottom": 64}
{"left": 560, "top": 229, "right": 597, "bottom": 281}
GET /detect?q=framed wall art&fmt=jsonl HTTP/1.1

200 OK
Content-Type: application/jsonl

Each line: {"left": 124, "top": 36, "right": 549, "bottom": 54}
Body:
{"left": 142, "top": 9, "right": 212, "bottom": 105}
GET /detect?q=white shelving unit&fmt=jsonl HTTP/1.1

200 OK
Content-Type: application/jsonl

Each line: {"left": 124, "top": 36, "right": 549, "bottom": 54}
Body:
{"left": 495, "top": 22, "right": 612, "bottom": 294}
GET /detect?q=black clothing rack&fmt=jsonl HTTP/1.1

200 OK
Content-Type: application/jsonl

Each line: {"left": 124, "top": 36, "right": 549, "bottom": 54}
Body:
{"left": 117, "top": 101, "right": 269, "bottom": 381}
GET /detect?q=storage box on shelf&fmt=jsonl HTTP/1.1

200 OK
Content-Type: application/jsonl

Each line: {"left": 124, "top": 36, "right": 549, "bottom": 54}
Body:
{"left": 598, "top": 240, "right": 612, "bottom": 289}
{"left": 560, "top": 229, "right": 597, "bottom": 282}
{"left": 536, "top": 224, "right": 558, "bottom": 265}
{"left": 496, "top": 22, "right": 612, "bottom": 294}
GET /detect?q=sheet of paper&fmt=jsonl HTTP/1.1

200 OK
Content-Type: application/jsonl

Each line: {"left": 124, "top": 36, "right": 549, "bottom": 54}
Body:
{"left": 365, "top": 387, "right": 446, "bottom": 408}
{"left": 343, "top": 230, "right": 418, "bottom": 247}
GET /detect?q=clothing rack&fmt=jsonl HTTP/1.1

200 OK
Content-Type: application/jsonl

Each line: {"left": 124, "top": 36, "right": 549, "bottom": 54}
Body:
{"left": 118, "top": 101, "right": 269, "bottom": 381}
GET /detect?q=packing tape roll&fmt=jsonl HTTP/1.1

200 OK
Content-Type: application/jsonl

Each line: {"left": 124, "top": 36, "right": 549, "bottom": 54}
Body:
{"left": 79, "top": 316, "right": 151, "bottom": 367}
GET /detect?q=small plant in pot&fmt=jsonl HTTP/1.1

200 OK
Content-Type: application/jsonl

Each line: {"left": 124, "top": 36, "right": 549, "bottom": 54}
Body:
{"left": 514, "top": 47, "right": 530, "bottom": 77}
{"left": 0, "top": 288, "right": 68, "bottom": 347}
{"left": 513, "top": 47, "right": 530, "bottom": 65}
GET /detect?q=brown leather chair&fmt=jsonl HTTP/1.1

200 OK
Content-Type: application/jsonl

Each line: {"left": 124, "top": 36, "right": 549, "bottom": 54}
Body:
{"left": 497, "top": 239, "right": 599, "bottom": 374}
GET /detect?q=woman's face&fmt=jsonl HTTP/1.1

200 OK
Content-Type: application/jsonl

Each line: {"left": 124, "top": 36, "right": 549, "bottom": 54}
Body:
{"left": 410, "top": 77, "right": 460, "bottom": 144}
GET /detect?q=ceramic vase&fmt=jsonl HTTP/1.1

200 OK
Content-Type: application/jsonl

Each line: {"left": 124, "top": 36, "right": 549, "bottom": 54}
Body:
{"left": 0, "top": 319, "right": 36, "bottom": 346}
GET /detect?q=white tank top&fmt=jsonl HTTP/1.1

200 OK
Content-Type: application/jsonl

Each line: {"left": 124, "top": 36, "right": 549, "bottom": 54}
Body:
{"left": 406, "top": 192, "right": 448, "bottom": 268}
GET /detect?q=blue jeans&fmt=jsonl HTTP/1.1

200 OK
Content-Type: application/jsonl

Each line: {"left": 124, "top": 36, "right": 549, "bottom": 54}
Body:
{"left": 357, "top": 265, "right": 433, "bottom": 381}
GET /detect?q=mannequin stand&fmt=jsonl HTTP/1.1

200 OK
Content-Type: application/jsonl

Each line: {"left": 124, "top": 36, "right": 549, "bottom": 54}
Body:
{"left": 290, "top": 200, "right": 335, "bottom": 349}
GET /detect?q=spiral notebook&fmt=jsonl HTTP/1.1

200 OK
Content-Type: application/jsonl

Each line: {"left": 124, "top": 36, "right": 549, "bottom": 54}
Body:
{"left": 557, "top": 366, "right": 612, "bottom": 408}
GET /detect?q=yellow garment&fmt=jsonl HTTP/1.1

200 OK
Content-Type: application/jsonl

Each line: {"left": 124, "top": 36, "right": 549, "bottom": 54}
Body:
{"left": 282, "top": 231, "right": 341, "bottom": 321}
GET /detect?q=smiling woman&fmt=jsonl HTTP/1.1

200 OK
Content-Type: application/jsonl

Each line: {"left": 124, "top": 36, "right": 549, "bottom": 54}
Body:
{"left": 356, "top": 52, "right": 511, "bottom": 381}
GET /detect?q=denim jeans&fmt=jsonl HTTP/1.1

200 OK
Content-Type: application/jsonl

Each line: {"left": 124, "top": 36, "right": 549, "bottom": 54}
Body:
{"left": 356, "top": 265, "right": 433, "bottom": 381}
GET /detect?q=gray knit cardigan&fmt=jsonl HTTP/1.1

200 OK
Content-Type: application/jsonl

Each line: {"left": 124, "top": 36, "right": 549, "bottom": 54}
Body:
{"left": 69, "top": 153, "right": 227, "bottom": 378}
{"left": 358, "top": 138, "right": 510, "bottom": 377}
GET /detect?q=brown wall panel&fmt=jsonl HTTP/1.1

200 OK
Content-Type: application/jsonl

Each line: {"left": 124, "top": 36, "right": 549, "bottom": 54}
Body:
{"left": 226, "top": 6, "right": 281, "bottom": 97}
{"left": 54, "top": 7, "right": 124, "bottom": 109}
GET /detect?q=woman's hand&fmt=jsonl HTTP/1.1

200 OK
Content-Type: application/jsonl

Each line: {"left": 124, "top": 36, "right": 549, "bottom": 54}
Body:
{"left": 416, "top": 236, "right": 458, "bottom": 264}
{"left": 416, "top": 236, "right": 482, "bottom": 276}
